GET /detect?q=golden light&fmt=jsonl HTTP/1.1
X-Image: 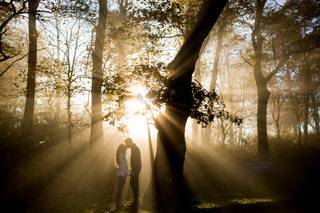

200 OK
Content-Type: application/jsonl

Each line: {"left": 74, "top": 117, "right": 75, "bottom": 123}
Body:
{"left": 128, "top": 85, "right": 148, "bottom": 98}
{"left": 125, "top": 114, "right": 148, "bottom": 140}
{"left": 125, "top": 84, "right": 149, "bottom": 115}
{"left": 124, "top": 85, "right": 150, "bottom": 141}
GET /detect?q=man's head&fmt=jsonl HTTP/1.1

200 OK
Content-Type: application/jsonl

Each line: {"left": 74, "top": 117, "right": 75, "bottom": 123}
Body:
{"left": 125, "top": 137, "right": 134, "bottom": 148}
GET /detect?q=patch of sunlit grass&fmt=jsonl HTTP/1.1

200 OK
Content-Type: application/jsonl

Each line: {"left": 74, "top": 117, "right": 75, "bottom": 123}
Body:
{"left": 196, "top": 197, "right": 274, "bottom": 210}
{"left": 197, "top": 202, "right": 221, "bottom": 209}
{"left": 230, "top": 198, "right": 273, "bottom": 205}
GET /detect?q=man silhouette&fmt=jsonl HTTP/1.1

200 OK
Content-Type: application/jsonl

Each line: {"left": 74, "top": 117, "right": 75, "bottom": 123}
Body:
{"left": 125, "top": 138, "right": 141, "bottom": 207}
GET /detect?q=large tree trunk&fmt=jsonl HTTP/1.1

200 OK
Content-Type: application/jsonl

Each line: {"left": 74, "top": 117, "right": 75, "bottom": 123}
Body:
{"left": 21, "top": 0, "right": 40, "bottom": 139}
{"left": 148, "top": 1, "right": 228, "bottom": 212}
{"left": 252, "top": 0, "right": 269, "bottom": 159}
{"left": 90, "top": 0, "right": 107, "bottom": 144}
{"left": 256, "top": 81, "right": 270, "bottom": 158}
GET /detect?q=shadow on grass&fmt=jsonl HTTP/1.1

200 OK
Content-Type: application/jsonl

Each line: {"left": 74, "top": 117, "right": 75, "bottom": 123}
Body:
{"left": 86, "top": 197, "right": 318, "bottom": 213}
{"left": 192, "top": 197, "right": 318, "bottom": 213}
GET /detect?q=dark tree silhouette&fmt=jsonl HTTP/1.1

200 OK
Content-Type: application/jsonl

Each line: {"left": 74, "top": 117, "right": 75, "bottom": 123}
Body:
{"left": 21, "top": 0, "right": 40, "bottom": 139}
{"left": 90, "top": 0, "right": 107, "bottom": 144}
{"left": 149, "top": 1, "right": 228, "bottom": 212}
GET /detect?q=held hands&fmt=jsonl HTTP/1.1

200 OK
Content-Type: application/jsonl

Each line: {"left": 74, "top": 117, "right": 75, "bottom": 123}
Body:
{"left": 127, "top": 170, "right": 136, "bottom": 176}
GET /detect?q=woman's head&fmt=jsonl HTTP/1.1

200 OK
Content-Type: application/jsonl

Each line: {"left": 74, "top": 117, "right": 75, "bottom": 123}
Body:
{"left": 115, "top": 144, "right": 126, "bottom": 165}
{"left": 117, "top": 144, "right": 126, "bottom": 153}
{"left": 124, "top": 137, "right": 133, "bottom": 148}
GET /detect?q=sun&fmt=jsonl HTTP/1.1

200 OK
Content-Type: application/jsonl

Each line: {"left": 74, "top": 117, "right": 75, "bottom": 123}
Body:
{"left": 125, "top": 85, "right": 149, "bottom": 115}
{"left": 124, "top": 85, "right": 150, "bottom": 140}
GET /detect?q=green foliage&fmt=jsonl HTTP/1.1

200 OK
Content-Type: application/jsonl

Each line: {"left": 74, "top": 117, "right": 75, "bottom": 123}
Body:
{"left": 46, "top": 0, "right": 97, "bottom": 23}
{"left": 127, "top": 0, "right": 200, "bottom": 38}
{"left": 190, "top": 80, "right": 243, "bottom": 128}
{"left": 0, "top": 0, "right": 27, "bottom": 62}
{"left": 103, "top": 63, "right": 242, "bottom": 131}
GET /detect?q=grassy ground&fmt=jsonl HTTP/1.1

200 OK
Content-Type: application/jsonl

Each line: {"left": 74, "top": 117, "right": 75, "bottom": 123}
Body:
{"left": 1, "top": 136, "right": 320, "bottom": 213}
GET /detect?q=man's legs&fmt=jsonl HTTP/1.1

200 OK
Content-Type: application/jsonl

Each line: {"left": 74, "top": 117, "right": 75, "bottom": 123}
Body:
{"left": 130, "top": 173, "right": 139, "bottom": 205}
{"left": 116, "top": 176, "right": 126, "bottom": 209}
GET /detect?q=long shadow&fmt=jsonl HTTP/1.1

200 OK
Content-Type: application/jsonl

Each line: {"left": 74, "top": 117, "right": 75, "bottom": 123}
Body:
{"left": 2, "top": 141, "right": 118, "bottom": 213}
{"left": 2, "top": 143, "right": 90, "bottom": 212}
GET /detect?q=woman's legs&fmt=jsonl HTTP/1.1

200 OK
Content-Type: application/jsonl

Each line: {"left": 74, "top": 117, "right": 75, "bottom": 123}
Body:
{"left": 116, "top": 176, "right": 126, "bottom": 208}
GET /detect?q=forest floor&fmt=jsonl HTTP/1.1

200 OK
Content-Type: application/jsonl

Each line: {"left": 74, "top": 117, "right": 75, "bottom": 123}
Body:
{"left": 1, "top": 137, "right": 320, "bottom": 213}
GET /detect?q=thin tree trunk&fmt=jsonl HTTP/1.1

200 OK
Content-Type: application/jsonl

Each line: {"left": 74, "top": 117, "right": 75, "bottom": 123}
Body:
{"left": 297, "top": 122, "right": 302, "bottom": 144}
{"left": 203, "top": 22, "right": 225, "bottom": 144}
{"left": 271, "top": 94, "right": 281, "bottom": 139}
{"left": 65, "top": 20, "right": 80, "bottom": 151}
{"left": 220, "top": 118, "right": 226, "bottom": 145}
{"left": 192, "top": 58, "right": 201, "bottom": 144}
{"left": 276, "top": 118, "right": 280, "bottom": 139}
{"left": 209, "top": 23, "right": 224, "bottom": 90}
{"left": 303, "top": 54, "right": 310, "bottom": 144}
{"left": 311, "top": 91, "right": 320, "bottom": 136}
{"left": 67, "top": 90, "right": 72, "bottom": 154}
{"left": 226, "top": 50, "right": 235, "bottom": 145}
{"left": 90, "top": 0, "right": 107, "bottom": 144}
{"left": 239, "top": 77, "right": 245, "bottom": 146}
{"left": 303, "top": 93, "right": 309, "bottom": 143}
{"left": 54, "top": 0, "right": 61, "bottom": 123}
{"left": 21, "top": 0, "right": 40, "bottom": 139}
{"left": 276, "top": 97, "right": 281, "bottom": 139}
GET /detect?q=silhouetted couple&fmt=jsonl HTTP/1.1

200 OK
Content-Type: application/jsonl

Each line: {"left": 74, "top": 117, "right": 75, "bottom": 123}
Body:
{"left": 115, "top": 138, "right": 141, "bottom": 210}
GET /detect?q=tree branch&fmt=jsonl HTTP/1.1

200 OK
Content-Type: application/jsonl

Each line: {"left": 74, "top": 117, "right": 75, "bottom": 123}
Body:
{"left": 240, "top": 50, "right": 254, "bottom": 67}
{"left": 0, "top": 52, "right": 27, "bottom": 77}
{"left": 169, "top": 0, "right": 228, "bottom": 78}
{"left": 0, "top": 48, "right": 46, "bottom": 77}
{"left": 265, "top": 47, "right": 319, "bottom": 82}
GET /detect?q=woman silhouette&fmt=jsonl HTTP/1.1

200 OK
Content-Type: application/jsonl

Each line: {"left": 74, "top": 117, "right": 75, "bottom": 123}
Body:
{"left": 115, "top": 144, "right": 128, "bottom": 210}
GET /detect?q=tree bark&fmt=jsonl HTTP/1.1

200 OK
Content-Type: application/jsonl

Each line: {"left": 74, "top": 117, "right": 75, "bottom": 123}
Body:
{"left": 209, "top": 21, "right": 225, "bottom": 90}
{"left": 271, "top": 94, "right": 281, "bottom": 139}
{"left": 67, "top": 89, "right": 72, "bottom": 154}
{"left": 148, "top": 1, "right": 228, "bottom": 211}
{"left": 252, "top": 0, "right": 270, "bottom": 159}
{"left": 54, "top": 0, "right": 61, "bottom": 123}
{"left": 297, "top": 122, "right": 302, "bottom": 143}
{"left": 90, "top": 0, "right": 107, "bottom": 144}
{"left": 311, "top": 91, "right": 320, "bottom": 136}
{"left": 303, "top": 54, "right": 310, "bottom": 143}
{"left": 226, "top": 51, "right": 236, "bottom": 145}
{"left": 256, "top": 81, "right": 270, "bottom": 158}
{"left": 21, "top": 0, "right": 40, "bottom": 139}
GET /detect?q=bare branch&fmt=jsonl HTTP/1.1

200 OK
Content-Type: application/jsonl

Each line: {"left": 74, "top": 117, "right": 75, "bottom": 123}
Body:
{"left": 240, "top": 50, "right": 254, "bottom": 67}
{"left": 265, "top": 47, "right": 319, "bottom": 82}
{"left": 265, "top": 58, "right": 287, "bottom": 82}
{"left": 0, "top": 48, "right": 46, "bottom": 77}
